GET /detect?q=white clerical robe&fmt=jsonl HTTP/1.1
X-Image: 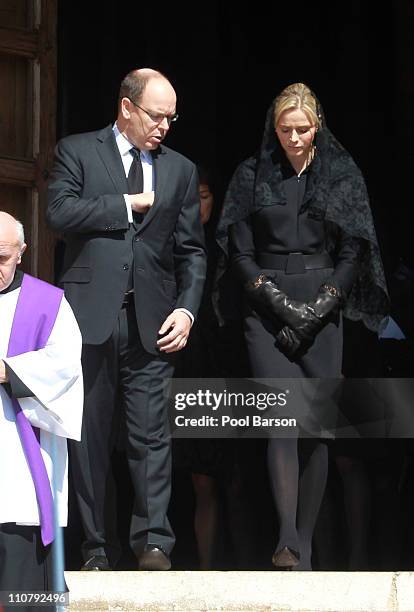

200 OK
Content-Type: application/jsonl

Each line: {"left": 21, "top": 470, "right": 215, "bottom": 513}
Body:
{"left": 0, "top": 285, "right": 83, "bottom": 527}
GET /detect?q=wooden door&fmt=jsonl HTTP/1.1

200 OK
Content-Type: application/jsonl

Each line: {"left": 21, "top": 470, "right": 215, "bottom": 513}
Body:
{"left": 0, "top": 0, "right": 56, "bottom": 281}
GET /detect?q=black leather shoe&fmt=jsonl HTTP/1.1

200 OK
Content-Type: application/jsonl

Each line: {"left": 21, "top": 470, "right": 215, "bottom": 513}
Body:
{"left": 81, "top": 555, "right": 110, "bottom": 571}
{"left": 272, "top": 546, "right": 300, "bottom": 570}
{"left": 138, "top": 545, "right": 171, "bottom": 571}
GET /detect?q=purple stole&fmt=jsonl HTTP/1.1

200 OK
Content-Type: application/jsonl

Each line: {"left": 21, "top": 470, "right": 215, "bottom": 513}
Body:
{"left": 6, "top": 274, "right": 63, "bottom": 546}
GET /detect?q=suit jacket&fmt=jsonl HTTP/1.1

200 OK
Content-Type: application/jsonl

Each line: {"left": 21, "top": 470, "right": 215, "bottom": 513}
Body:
{"left": 46, "top": 125, "right": 206, "bottom": 355}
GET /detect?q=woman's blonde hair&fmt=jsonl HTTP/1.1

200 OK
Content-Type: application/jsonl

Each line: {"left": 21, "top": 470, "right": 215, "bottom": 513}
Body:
{"left": 273, "top": 83, "right": 320, "bottom": 129}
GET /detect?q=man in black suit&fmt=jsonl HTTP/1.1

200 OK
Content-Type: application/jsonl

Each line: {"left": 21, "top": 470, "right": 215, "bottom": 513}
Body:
{"left": 47, "top": 68, "right": 206, "bottom": 571}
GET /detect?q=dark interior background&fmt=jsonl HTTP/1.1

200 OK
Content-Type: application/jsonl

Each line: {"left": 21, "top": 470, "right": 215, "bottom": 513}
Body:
{"left": 58, "top": 1, "right": 414, "bottom": 571}
{"left": 57, "top": 1, "right": 412, "bottom": 275}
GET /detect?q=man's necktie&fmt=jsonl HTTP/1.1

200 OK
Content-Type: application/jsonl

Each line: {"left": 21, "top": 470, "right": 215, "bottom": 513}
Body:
{"left": 128, "top": 147, "right": 143, "bottom": 195}
{"left": 128, "top": 147, "right": 144, "bottom": 227}
{"left": 125, "top": 148, "right": 143, "bottom": 292}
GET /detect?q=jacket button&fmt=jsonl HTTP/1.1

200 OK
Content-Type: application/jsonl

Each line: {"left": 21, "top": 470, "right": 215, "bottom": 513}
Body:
{"left": 134, "top": 236, "right": 142, "bottom": 242}
{"left": 123, "top": 264, "right": 129, "bottom": 270}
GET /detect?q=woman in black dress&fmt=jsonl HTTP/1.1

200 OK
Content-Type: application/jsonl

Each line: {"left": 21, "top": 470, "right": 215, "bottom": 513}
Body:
{"left": 216, "top": 83, "right": 389, "bottom": 570}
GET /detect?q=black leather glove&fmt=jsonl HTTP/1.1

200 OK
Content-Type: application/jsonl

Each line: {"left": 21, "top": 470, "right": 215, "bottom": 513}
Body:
{"left": 276, "top": 326, "right": 302, "bottom": 358}
{"left": 287, "top": 283, "right": 342, "bottom": 343}
{"left": 245, "top": 274, "right": 320, "bottom": 341}
{"left": 275, "top": 284, "right": 342, "bottom": 356}
{"left": 310, "top": 283, "right": 342, "bottom": 324}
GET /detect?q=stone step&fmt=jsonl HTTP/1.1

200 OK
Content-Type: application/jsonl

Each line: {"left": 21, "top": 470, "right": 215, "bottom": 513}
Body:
{"left": 65, "top": 570, "right": 414, "bottom": 611}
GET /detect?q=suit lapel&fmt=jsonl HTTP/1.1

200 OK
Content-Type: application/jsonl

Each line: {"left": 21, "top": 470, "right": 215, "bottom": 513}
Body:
{"left": 96, "top": 126, "right": 129, "bottom": 194}
{"left": 94, "top": 131, "right": 172, "bottom": 232}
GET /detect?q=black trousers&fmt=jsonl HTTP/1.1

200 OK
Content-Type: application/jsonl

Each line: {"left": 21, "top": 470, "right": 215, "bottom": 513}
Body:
{"left": 0, "top": 524, "right": 64, "bottom": 611}
{"left": 70, "top": 301, "right": 175, "bottom": 564}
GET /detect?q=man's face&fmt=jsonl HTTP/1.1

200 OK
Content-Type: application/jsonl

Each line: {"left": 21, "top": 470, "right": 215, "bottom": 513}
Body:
{"left": 0, "top": 229, "right": 25, "bottom": 292}
{"left": 121, "top": 77, "right": 177, "bottom": 151}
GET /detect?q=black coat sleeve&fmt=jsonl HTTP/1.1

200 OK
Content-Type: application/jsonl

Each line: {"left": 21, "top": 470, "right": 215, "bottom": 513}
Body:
{"left": 328, "top": 229, "right": 363, "bottom": 297}
{"left": 46, "top": 135, "right": 129, "bottom": 234}
{"left": 228, "top": 217, "right": 262, "bottom": 284}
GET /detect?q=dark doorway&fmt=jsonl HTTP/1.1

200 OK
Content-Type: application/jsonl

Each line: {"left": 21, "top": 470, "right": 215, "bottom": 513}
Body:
{"left": 57, "top": 1, "right": 403, "bottom": 261}
{"left": 57, "top": 1, "right": 414, "bottom": 572}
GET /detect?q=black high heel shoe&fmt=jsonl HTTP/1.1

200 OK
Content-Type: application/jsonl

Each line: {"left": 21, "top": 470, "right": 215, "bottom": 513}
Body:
{"left": 272, "top": 546, "right": 300, "bottom": 570}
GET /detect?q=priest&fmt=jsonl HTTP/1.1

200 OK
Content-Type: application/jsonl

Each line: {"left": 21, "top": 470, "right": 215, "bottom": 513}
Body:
{"left": 0, "top": 211, "right": 83, "bottom": 595}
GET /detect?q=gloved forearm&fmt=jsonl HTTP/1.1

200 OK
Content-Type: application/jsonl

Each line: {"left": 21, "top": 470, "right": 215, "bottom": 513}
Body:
{"left": 291, "top": 283, "right": 342, "bottom": 343}
{"left": 311, "top": 283, "right": 342, "bottom": 321}
{"left": 274, "top": 283, "right": 343, "bottom": 358}
{"left": 244, "top": 274, "right": 320, "bottom": 341}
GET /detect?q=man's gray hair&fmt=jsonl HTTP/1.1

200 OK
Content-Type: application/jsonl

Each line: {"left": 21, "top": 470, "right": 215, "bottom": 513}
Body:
{"left": 15, "top": 219, "right": 25, "bottom": 247}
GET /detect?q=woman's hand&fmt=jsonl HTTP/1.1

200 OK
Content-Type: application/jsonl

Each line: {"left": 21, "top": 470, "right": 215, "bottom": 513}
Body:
{"left": 245, "top": 274, "right": 320, "bottom": 341}
{"left": 276, "top": 327, "right": 302, "bottom": 358}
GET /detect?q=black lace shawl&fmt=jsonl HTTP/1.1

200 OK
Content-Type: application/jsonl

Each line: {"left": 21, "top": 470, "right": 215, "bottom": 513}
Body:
{"left": 215, "top": 96, "right": 389, "bottom": 332}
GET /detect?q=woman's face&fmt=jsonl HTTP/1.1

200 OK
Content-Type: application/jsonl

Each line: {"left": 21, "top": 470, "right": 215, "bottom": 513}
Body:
{"left": 199, "top": 183, "right": 214, "bottom": 225}
{"left": 275, "top": 108, "right": 317, "bottom": 163}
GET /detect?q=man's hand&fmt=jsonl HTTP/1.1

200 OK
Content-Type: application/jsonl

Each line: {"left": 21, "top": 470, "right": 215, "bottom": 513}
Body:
{"left": 130, "top": 191, "right": 154, "bottom": 214}
{"left": 157, "top": 310, "right": 191, "bottom": 353}
{"left": 0, "top": 360, "right": 8, "bottom": 383}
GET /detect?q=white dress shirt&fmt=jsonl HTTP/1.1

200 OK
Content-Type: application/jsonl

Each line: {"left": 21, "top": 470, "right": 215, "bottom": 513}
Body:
{"left": 113, "top": 123, "right": 153, "bottom": 222}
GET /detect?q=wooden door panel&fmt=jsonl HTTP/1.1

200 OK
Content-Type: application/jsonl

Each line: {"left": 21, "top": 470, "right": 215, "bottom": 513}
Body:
{"left": 0, "top": 0, "right": 33, "bottom": 30}
{"left": 0, "top": 0, "right": 56, "bottom": 282}
{"left": 0, "top": 54, "right": 33, "bottom": 158}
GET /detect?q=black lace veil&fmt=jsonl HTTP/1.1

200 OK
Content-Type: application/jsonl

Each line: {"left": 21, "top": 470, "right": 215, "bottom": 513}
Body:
{"left": 215, "top": 87, "right": 389, "bottom": 331}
